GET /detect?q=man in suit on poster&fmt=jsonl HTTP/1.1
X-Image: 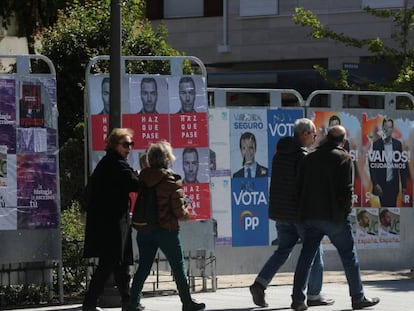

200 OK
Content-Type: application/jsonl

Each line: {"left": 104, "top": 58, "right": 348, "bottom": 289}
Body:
{"left": 233, "top": 132, "right": 268, "bottom": 178}
{"left": 369, "top": 118, "right": 407, "bottom": 207}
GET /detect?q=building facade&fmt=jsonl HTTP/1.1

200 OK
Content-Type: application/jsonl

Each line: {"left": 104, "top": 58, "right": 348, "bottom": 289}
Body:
{"left": 147, "top": 0, "right": 414, "bottom": 95}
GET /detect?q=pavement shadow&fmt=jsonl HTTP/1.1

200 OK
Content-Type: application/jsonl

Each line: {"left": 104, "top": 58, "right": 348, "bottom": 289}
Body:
{"left": 364, "top": 278, "right": 414, "bottom": 292}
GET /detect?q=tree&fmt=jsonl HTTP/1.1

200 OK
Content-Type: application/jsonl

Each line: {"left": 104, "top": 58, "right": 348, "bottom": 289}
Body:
{"left": 293, "top": 6, "right": 414, "bottom": 93}
{"left": 37, "top": 0, "right": 184, "bottom": 209}
{"left": 0, "top": 0, "right": 68, "bottom": 53}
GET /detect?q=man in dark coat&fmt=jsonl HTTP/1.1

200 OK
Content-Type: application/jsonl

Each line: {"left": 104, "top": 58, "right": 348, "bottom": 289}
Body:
{"left": 369, "top": 118, "right": 407, "bottom": 207}
{"left": 291, "top": 125, "right": 380, "bottom": 311}
{"left": 250, "top": 118, "right": 333, "bottom": 308}
{"left": 83, "top": 128, "right": 140, "bottom": 311}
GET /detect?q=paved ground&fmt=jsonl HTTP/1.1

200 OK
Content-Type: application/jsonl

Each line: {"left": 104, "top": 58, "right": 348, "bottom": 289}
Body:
{"left": 6, "top": 270, "right": 414, "bottom": 311}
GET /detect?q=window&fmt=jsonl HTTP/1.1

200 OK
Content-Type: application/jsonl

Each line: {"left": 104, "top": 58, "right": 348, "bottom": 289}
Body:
{"left": 146, "top": 0, "right": 223, "bottom": 20}
{"left": 164, "top": 0, "right": 203, "bottom": 18}
{"left": 240, "top": 0, "right": 278, "bottom": 17}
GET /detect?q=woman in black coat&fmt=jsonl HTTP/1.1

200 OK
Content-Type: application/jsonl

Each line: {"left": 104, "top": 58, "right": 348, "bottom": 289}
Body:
{"left": 83, "top": 128, "right": 139, "bottom": 311}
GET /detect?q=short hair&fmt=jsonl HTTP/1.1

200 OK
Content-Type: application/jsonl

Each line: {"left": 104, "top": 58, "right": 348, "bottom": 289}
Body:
{"left": 147, "top": 140, "right": 176, "bottom": 169}
{"left": 105, "top": 128, "right": 134, "bottom": 152}
{"left": 239, "top": 132, "right": 256, "bottom": 149}
{"left": 379, "top": 209, "right": 389, "bottom": 220}
{"left": 182, "top": 148, "right": 199, "bottom": 160}
{"left": 293, "top": 118, "right": 314, "bottom": 137}
{"left": 357, "top": 210, "right": 368, "bottom": 222}
{"left": 328, "top": 115, "right": 341, "bottom": 126}
{"left": 179, "top": 76, "right": 195, "bottom": 88}
{"left": 327, "top": 125, "right": 346, "bottom": 144}
{"left": 141, "top": 77, "right": 157, "bottom": 91}
{"left": 382, "top": 118, "right": 394, "bottom": 128}
{"left": 101, "top": 77, "right": 110, "bottom": 88}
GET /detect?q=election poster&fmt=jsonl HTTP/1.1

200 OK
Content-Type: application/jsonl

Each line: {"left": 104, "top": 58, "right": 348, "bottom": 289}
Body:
{"left": 362, "top": 114, "right": 412, "bottom": 208}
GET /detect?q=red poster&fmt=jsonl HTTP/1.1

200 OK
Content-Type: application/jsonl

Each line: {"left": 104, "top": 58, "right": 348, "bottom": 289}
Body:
{"left": 91, "top": 114, "right": 109, "bottom": 151}
{"left": 122, "top": 114, "right": 169, "bottom": 149}
{"left": 183, "top": 183, "right": 211, "bottom": 220}
{"left": 20, "top": 83, "right": 44, "bottom": 127}
{"left": 170, "top": 113, "right": 208, "bottom": 148}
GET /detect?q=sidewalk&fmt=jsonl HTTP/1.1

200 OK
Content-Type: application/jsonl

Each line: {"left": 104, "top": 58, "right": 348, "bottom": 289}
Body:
{"left": 6, "top": 270, "right": 414, "bottom": 311}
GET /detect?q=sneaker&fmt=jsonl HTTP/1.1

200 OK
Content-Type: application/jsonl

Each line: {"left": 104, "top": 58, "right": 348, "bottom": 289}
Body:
{"left": 291, "top": 301, "right": 308, "bottom": 311}
{"left": 352, "top": 297, "right": 380, "bottom": 310}
{"left": 182, "top": 300, "right": 206, "bottom": 311}
{"left": 249, "top": 282, "right": 268, "bottom": 307}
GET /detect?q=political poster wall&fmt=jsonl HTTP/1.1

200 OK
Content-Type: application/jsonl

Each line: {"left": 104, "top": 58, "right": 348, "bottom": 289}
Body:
{"left": 87, "top": 73, "right": 211, "bottom": 220}
{"left": 0, "top": 76, "right": 59, "bottom": 231}
{"left": 207, "top": 107, "right": 304, "bottom": 247}
{"left": 0, "top": 54, "right": 61, "bottom": 269}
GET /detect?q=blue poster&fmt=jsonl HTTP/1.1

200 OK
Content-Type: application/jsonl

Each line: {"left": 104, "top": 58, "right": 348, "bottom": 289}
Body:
{"left": 267, "top": 109, "right": 304, "bottom": 172}
{"left": 231, "top": 177, "right": 269, "bottom": 246}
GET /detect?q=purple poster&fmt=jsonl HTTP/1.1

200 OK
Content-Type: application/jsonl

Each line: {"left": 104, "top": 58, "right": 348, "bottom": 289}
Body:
{"left": 16, "top": 154, "right": 58, "bottom": 229}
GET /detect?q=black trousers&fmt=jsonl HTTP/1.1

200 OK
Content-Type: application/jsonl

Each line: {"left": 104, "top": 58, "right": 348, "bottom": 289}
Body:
{"left": 83, "top": 256, "right": 131, "bottom": 308}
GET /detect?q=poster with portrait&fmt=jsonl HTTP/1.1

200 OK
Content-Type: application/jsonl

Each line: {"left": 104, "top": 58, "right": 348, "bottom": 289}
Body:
{"left": 311, "top": 111, "right": 362, "bottom": 207}
{"left": 167, "top": 76, "right": 207, "bottom": 113}
{"left": 89, "top": 76, "right": 129, "bottom": 151}
{"left": 355, "top": 208, "right": 379, "bottom": 249}
{"left": 362, "top": 114, "right": 412, "bottom": 208}
{"left": 172, "top": 147, "right": 211, "bottom": 220}
{"left": 123, "top": 76, "right": 170, "bottom": 149}
{"left": 230, "top": 109, "right": 269, "bottom": 178}
{"left": 378, "top": 207, "right": 400, "bottom": 247}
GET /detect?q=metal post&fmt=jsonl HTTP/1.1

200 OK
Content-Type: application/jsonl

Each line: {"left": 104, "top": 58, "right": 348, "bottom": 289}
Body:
{"left": 109, "top": 0, "right": 122, "bottom": 130}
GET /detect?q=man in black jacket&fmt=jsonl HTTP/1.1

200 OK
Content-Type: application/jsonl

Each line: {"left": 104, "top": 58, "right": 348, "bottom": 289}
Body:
{"left": 291, "top": 125, "right": 380, "bottom": 311}
{"left": 250, "top": 118, "right": 333, "bottom": 308}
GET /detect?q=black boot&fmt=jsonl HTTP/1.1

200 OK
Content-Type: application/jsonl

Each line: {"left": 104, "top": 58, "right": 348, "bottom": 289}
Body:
{"left": 182, "top": 300, "right": 206, "bottom": 311}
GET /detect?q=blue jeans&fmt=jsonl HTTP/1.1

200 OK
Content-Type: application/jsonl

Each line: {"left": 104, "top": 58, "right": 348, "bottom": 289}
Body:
{"left": 129, "top": 228, "right": 192, "bottom": 308}
{"left": 255, "top": 221, "right": 324, "bottom": 296}
{"left": 292, "top": 217, "right": 364, "bottom": 303}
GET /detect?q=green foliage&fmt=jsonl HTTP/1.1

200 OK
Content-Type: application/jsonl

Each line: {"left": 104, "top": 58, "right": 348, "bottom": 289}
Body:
{"left": 0, "top": 0, "right": 68, "bottom": 52}
{"left": 60, "top": 202, "right": 86, "bottom": 294}
{"left": 0, "top": 283, "right": 51, "bottom": 307}
{"left": 37, "top": 1, "right": 183, "bottom": 210}
{"left": 293, "top": 6, "right": 414, "bottom": 93}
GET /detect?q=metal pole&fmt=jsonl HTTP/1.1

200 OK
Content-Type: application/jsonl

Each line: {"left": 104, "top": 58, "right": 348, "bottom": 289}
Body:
{"left": 109, "top": 0, "right": 122, "bottom": 130}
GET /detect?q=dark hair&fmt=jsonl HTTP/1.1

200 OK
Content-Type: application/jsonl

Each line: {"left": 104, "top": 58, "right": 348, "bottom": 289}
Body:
{"left": 328, "top": 115, "right": 341, "bottom": 126}
{"left": 379, "top": 209, "right": 389, "bottom": 220}
{"left": 382, "top": 118, "right": 394, "bottom": 128}
{"left": 101, "top": 77, "right": 110, "bottom": 88}
{"left": 357, "top": 210, "right": 368, "bottom": 222}
{"left": 239, "top": 132, "right": 256, "bottom": 149}
{"left": 141, "top": 77, "right": 157, "bottom": 91}
{"left": 182, "top": 148, "right": 198, "bottom": 160}
{"left": 179, "top": 76, "right": 195, "bottom": 87}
